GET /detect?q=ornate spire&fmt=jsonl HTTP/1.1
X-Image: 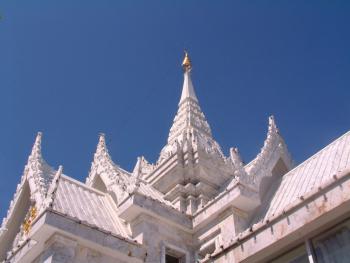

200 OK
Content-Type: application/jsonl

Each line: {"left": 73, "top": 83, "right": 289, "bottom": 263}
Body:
{"left": 167, "top": 53, "right": 212, "bottom": 143}
{"left": 159, "top": 52, "right": 224, "bottom": 161}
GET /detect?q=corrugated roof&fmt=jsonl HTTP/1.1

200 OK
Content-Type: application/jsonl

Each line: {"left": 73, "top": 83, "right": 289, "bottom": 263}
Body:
{"left": 52, "top": 175, "right": 130, "bottom": 238}
{"left": 254, "top": 130, "right": 350, "bottom": 222}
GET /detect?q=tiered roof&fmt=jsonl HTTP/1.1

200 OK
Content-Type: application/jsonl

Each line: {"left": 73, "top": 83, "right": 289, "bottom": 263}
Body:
{"left": 1, "top": 52, "right": 349, "bottom": 263}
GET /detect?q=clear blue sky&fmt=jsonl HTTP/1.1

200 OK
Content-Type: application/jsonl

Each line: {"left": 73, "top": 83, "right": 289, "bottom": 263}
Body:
{"left": 1, "top": 1, "right": 349, "bottom": 220}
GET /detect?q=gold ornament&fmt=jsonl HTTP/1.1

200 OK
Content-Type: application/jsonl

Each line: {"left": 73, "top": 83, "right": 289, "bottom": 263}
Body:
{"left": 22, "top": 205, "right": 37, "bottom": 235}
{"left": 182, "top": 51, "right": 192, "bottom": 72}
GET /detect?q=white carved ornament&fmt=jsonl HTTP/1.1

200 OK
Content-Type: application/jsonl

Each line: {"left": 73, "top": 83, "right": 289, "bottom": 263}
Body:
{"left": 244, "top": 116, "right": 293, "bottom": 186}
{"left": 86, "top": 134, "right": 141, "bottom": 204}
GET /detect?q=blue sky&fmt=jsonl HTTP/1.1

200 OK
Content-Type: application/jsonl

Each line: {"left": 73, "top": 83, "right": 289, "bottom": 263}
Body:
{"left": 1, "top": 1, "right": 350, "bottom": 220}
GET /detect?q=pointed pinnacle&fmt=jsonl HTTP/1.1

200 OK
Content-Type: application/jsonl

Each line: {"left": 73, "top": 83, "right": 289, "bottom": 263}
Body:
{"left": 51, "top": 165, "right": 63, "bottom": 185}
{"left": 95, "top": 132, "right": 110, "bottom": 158}
{"left": 98, "top": 132, "right": 106, "bottom": 145}
{"left": 57, "top": 165, "right": 63, "bottom": 175}
{"left": 230, "top": 147, "right": 242, "bottom": 163}
{"left": 132, "top": 157, "right": 142, "bottom": 178}
{"left": 268, "top": 115, "right": 279, "bottom": 134}
{"left": 46, "top": 165, "right": 63, "bottom": 203}
{"left": 179, "top": 68, "right": 198, "bottom": 104}
{"left": 30, "top": 132, "right": 43, "bottom": 159}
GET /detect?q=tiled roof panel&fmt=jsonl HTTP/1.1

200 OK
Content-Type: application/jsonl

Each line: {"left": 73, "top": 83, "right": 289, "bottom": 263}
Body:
{"left": 52, "top": 176, "right": 129, "bottom": 238}
{"left": 256, "top": 131, "right": 350, "bottom": 222}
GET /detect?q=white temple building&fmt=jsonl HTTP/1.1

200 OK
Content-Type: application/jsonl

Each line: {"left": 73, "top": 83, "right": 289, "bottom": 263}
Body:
{"left": 1, "top": 53, "right": 350, "bottom": 263}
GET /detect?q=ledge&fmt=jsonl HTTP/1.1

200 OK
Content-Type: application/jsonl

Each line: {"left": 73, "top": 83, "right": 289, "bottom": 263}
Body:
{"left": 193, "top": 183, "right": 260, "bottom": 230}
{"left": 206, "top": 169, "right": 350, "bottom": 263}
{"left": 118, "top": 193, "right": 193, "bottom": 232}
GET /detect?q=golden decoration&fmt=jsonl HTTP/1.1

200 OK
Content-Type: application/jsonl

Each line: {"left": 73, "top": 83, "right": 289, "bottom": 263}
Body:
{"left": 22, "top": 205, "right": 37, "bottom": 235}
{"left": 182, "top": 51, "right": 192, "bottom": 72}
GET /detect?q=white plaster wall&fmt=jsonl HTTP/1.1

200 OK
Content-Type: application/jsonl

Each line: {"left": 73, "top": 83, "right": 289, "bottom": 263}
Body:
{"left": 32, "top": 235, "right": 130, "bottom": 263}
{"left": 130, "top": 214, "right": 195, "bottom": 263}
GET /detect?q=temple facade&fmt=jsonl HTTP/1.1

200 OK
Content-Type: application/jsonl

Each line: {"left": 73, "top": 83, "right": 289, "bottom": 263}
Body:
{"left": 1, "top": 53, "right": 350, "bottom": 263}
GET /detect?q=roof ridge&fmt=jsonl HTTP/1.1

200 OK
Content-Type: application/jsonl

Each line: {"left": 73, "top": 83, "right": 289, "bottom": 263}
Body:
{"left": 61, "top": 175, "right": 107, "bottom": 196}
{"left": 282, "top": 130, "right": 350, "bottom": 178}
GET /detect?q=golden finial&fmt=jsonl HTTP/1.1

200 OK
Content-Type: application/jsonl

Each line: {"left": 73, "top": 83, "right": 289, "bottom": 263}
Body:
{"left": 22, "top": 205, "right": 37, "bottom": 235}
{"left": 182, "top": 51, "right": 192, "bottom": 72}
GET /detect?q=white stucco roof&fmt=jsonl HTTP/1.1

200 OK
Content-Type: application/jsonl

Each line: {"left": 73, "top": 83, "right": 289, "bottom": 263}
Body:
{"left": 52, "top": 175, "right": 130, "bottom": 238}
{"left": 255, "top": 130, "right": 350, "bottom": 222}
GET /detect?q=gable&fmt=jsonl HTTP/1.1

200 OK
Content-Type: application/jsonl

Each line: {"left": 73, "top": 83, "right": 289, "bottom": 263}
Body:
{"left": 253, "top": 131, "right": 350, "bottom": 224}
{"left": 91, "top": 174, "right": 108, "bottom": 193}
{"left": 0, "top": 181, "right": 32, "bottom": 261}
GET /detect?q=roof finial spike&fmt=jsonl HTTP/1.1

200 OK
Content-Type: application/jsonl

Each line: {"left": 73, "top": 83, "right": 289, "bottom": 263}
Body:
{"left": 94, "top": 132, "right": 111, "bottom": 160}
{"left": 179, "top": 51, "right": 198, "bottom": 104}
{"left": 97, "top": 132, "right": 106, "bottom": 149}
{"left": 230, "top": 147, "right": 243, "bottom": 164}
{"left": 268, "top": 115, "right": 279, "bottom": 134}
{"left": 57, "top": 165, "right": 63, "bottom": 175}
{"left": 132, "top": 157, "right": 142, "bottom": 178}
{"left": 98, "top": 132, "right": 106, "bottom": 144}
{"left": 30, "top": 132, "right": 43, "bottom": 160}
{"left": 182, "top": 50, "right": 192, "bottom": 72}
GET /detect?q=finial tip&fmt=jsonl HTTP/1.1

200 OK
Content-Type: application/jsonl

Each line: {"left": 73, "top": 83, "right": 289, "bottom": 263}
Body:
{"left": 182, "top": 50, "right": 192, "bottom": 72}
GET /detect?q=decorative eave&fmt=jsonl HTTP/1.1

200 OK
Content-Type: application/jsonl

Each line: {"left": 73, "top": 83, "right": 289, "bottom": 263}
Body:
{"left": 86, "top": 133, "right": 114, "bottom": 186}
{"left": 86, "top": 133, "right": 140, "bottom": 204}
{"left": 245, "top": 116, "right": 293, "bottom": 184}
{"left": 86, "top": 134, "right": 172, "bottom": 209}
{"left": 221, "top": 147, "right": 255, "bottom": 191}
{"left": 0, "top": 133, "right": 58, "bottom": 233}
{"left": 230, "top": 148, "right": 245, "bottom": 176}
{"left": 26, "top": 132, "right": 57, "bottom": 206}
{"left": 43, "top": 165, "right": 63, "bottom": 209}
{"left": 132, "top": 156, "right": 155, "bottom": 179}
{"left": 0, "top": 133, "right": 60, "bottom": 259}
{"left": 0, "top": 176, "right": 27, "bottom": 236}
{"left": 230, "top": 147, "right": 247, "bottom": 180}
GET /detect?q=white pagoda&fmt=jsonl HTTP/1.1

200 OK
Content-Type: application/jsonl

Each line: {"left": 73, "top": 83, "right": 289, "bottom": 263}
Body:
{"left": 1, "top": 53, "right": 350, "bottom": 263}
